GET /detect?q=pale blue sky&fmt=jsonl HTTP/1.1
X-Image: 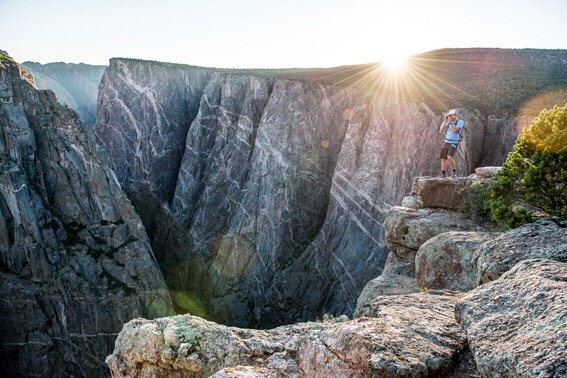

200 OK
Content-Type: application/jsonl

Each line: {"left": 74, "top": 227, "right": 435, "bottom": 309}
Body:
{"left": 2, "top": 0, "right": 566, "bottom": 68}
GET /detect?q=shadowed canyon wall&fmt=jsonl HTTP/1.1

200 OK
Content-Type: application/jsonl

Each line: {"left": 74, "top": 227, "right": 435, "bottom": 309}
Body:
{"left": 0, "top": 52, "right": 173, "bottom": 377}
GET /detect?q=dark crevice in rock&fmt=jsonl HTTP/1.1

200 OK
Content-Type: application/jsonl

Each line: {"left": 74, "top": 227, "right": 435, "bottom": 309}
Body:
{"left": 439, "top": 345, "right": 481, "bottom": 378}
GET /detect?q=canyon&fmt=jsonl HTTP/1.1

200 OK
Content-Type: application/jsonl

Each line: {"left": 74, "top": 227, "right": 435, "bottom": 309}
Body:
{"left": 92, "top": 49, "right": 567, "bottom": 328}
{"left": 1, "top": 48, "right": 566, "bottom": 377}
{"left": 21, "top": 61, "right": 105, "bottom": 125}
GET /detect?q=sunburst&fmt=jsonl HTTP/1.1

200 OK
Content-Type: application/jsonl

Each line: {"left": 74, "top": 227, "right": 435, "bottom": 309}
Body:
{"left": 383, "top": 54, "right": 408, "bottom": 72}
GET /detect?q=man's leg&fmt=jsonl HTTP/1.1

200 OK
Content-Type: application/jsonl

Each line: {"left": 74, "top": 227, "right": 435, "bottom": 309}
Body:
{"left": 447, "top": 156, "right": 455, "bottom": 170}
{"left": 440, "top": 144, "right": 448, "bottom": 176}
{"left": 447, "top": 156, "right": 456, "bottom": 177}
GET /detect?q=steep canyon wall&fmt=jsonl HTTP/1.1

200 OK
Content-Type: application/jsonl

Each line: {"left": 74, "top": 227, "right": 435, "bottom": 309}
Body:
{"left": 0, "top": 54, "right": 173, "bottom": 377}
{"left": 93, "top": 58, "right": 517, "bottom": 327}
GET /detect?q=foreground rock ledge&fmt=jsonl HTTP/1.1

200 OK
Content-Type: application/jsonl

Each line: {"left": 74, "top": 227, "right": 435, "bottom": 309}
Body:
{"left": 107, "top": 293, "right": 466, "bottom": 378}
{"left": 456, "top": 259, "right": 567, "bottom": 377}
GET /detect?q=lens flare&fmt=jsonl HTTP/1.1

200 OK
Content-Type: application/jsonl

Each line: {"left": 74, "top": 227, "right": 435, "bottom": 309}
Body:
{"left": 516, "top": 90, "right": 567, "bottom": 134}
{"left": 212, "top": 234, "right": 255, "bottom": 277}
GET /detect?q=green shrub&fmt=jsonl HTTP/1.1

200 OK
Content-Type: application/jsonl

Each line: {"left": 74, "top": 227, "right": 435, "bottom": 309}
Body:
{"left": 462, "top": 181, "right": 493, "bottom": 224}
{"left": 489, "top": 104, "right": 567, "bottom": 228}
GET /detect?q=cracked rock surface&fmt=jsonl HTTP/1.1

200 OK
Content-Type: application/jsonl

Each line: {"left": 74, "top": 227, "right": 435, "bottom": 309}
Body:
{"left": 472, "top": 218, "right": 567, "bottom": 284}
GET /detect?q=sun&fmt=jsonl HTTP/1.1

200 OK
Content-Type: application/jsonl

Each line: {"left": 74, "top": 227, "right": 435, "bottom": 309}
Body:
{"left": 383, "top": 54, "right": 408, "bottom": 71}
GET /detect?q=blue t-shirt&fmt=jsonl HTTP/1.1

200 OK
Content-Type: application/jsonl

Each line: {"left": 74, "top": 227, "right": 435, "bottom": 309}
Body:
{"left": 445, "top": 119, "right": 464, "bottom": 145}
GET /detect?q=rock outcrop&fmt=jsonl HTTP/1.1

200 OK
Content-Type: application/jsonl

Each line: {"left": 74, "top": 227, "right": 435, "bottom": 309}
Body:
{"left": 473, "top": 218, "right": 567, "bottom": 284}
{"left": 379, "top": 200, "right": 489, "bottom": 287}
{"left": 415, "top": 231, "right": 500, "bottom": 291}
{"left": 455, "top": 259, "right": 567, "bottom": 377}
{"left": 407, "top": 176, "right": 473, "bottom": 211}
{"left": 20, "top": 61, "right": 106, "bottom": 125}
{"left": 355, "top": 172, "right": 499, "bottom": 314}
{"left": 106, "top": 166, "right": 567, "bottom": 377}
{"left": 384, "top": 205, "right": 488, "bottom": 253}
{"left": 0, "top": 53, "right": 173, "bottom": 377}
{"left": 107, "top": 292, "right": 467, "bottom": 378}
{"left": 361, "top": 170, "right": 567, "bottom": 377}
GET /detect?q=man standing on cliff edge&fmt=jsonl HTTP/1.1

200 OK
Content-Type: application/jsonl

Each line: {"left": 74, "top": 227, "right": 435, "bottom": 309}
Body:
{"left": 439, "top": 109, "right": 464, "bottom": 178}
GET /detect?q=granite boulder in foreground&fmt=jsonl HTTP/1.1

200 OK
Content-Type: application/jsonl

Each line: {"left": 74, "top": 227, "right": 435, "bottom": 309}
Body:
{"left": 472, "top": 218, "right": 567, "bottom": 284}
{"left": 416, "top": 231, "right": 501, "bottom": 292}
{"left": 107, "top": 293, "right": 467, "bottom": 377}
{"left": 455, "top": 259, "right": 567, "bottom": 377}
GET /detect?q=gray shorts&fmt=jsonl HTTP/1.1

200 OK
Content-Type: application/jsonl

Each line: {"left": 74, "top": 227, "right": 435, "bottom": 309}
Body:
{"left": 439, "top": 143, "right": 457, "bottom": 159}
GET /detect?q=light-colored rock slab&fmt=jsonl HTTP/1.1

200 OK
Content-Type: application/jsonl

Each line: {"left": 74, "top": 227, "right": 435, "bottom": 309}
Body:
{"left": 108, "top": 293, "right": 467, "bottom": 378}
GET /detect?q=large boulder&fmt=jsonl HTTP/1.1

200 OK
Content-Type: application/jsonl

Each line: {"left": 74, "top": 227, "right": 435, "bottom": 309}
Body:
{"left": 410, "top": 177, "right": 473, "bottom": 211}
{"left": 107, "top": 293, "right": 467, "bottom": 378}
{"left": 415, "top": 231, "right": 501, "bottom": 291}
{"left": 471, "top": 166, "right": 501, "bottom": 178}
{"left": 379, "top": 204, "right": 489, "bottom": 303}
{"left": 403, "top": 170, "right": 499, "bottom": 212}
{"left": 455, "top": 259, "right": 567, "bottom": 377}
{"left": 473, "top": 218, "right": 567, "bottom": 284}
{"left": 384, "top": 206, "right": 487, "bottom": 254}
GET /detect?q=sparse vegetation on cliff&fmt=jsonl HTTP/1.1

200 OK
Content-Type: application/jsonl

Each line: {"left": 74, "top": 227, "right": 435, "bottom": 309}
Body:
{"left": 0, "top": 53, "right": 15, "bottom": 62}
{"left": 490, "top": 104, "right": 567, "bottom": 227}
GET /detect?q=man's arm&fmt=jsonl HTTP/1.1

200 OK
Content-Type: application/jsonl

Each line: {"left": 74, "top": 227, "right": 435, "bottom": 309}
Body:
{"left": 439, "top": 118, "right": 448, "bottom": 133}
{"left": 448, "top": 120, "right": 463, "bottom": 133}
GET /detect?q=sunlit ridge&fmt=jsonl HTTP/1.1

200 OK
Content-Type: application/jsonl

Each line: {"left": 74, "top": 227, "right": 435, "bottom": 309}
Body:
{"left": 303, "top": 51, "right": 537, "bottom": 114}
{"left": 316, "top": 54, "right": 480, "bottom": 112}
